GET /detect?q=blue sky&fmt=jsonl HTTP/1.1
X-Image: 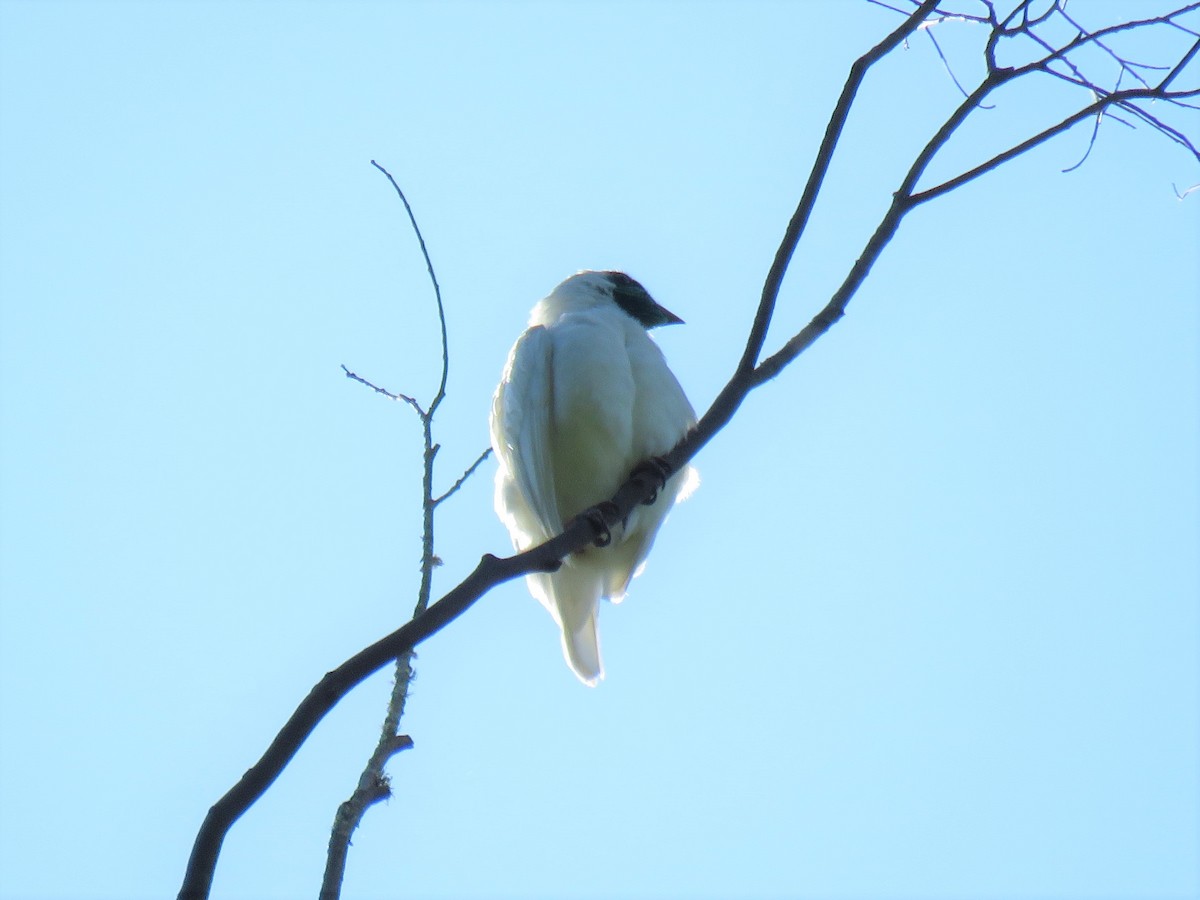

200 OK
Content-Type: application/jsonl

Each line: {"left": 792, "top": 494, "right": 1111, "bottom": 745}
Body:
{"left": 1, "top": 2, "right": 1197, "bottom": 899}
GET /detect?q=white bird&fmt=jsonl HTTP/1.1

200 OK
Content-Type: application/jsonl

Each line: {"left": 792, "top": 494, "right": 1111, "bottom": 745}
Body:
{"left": 490, "top": 271, "right": 697, "bottom": 685}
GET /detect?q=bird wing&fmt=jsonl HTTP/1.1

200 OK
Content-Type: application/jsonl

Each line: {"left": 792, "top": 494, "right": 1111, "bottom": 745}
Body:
{"left": 541, "top": 309, "right": 636, "bottom": 520}
{"left": 491, "top": 325, "right": 562, "bottom": 545}
{"left": 491, "top": 324, "right": 605, "bottom": 685}
{"left": 590, "top": 327, "right": 697, "bottom": 601}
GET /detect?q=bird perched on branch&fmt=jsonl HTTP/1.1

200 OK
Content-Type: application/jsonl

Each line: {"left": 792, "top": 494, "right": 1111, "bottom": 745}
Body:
{"left": 490, "top": 271, "right": 697, "bottom": 685}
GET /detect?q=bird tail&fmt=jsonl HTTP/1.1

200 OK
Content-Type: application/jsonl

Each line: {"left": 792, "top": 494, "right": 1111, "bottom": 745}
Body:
{"left": 562, "top": 613, "right": 602, "bottom": 687}
{"left": 528, "top": 566, "right": 605, "bottom": 686}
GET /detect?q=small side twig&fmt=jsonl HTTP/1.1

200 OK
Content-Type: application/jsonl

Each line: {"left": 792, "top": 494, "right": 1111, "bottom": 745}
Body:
{"left": 340, "top": 364, "right": 425, "bottom": 415}
{"left": 922, "top": 21, "right": 996, "bottom": 108}
{"left": 433, "top": 447, "right": 493, "bottom": 508}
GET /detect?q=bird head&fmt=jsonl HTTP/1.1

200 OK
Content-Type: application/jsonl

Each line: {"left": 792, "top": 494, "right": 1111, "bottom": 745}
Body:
{"left": 539, "top": 270, "right": 685, "bottom": 329}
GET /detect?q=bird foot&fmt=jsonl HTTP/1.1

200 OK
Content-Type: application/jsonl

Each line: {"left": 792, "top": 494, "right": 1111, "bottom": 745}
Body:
{"left": 576, "top": 501, "right": 620, "bottom": 548}
{"left": 631, "top": 456, "right": 672, "bottom": 506}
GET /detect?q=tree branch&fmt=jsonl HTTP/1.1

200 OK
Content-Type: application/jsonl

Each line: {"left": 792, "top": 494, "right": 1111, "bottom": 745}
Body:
{"left": 433, "top": 447, "right": 493, "bottom": 508}
{"left": 340, "top": 364, "right": 425, "bottom": 416}
{"left": 911, "top": 84, "right": 1199, "bottom": 206}
{"left": 179, "top": 4, "right": 1200, "bottom": 897}
{"left": 737, "top": 0, "right": 940, "bottom": 376}
{"left": 369, "top": 160, "right": 450, "bottom": 414}
{"left": 321, "top": 165, "right": 479, "bottom": 899}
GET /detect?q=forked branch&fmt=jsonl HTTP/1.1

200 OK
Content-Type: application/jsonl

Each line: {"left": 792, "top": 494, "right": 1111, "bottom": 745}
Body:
{"left": 179, "top": 3, "right": 1198, "bottom": 897}
{"left": 323, "top": 165, "right": 490, "bottom": 899}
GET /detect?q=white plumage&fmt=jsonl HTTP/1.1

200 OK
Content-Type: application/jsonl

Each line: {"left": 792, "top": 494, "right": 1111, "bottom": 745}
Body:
{"left": 490, "top": 271, "right": 697, "bottom": 685}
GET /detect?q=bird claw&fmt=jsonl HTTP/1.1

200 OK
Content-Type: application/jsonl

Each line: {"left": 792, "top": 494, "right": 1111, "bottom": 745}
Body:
{"left": 579, "top": 501, "right": 619, "bottom": 547}
{"left": 631, "top": 456, "right": 672, "bottom": 506}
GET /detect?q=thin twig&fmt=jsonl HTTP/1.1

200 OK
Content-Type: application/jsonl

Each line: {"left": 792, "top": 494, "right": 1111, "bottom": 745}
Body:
{"left": 433, "top": 447, "right": 493, "bottom": 508}
{"left": 1116, "top": 99, "right": 1200, "bottom": 157}
{"left": 925, "top": 23, "right": 994, "bottom": 106}
{"left": 370, "top": 160, "right": 450, "bottom": 415}
{"left": 341, "top": 364, "right": 425, "bottom": 416}
{"left": 1062, "top": 68, "right": 1111, "bottom": 176}
{"left": 865, "top": 0, "right": 916, "bottom": 16}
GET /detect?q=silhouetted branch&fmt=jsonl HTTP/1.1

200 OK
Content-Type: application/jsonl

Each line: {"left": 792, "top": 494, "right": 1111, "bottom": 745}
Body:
{"left": 924, "top": 24, "right": 980, "bottom": 101}
{"left": 370, "top": 160, "right": 450, "bottom": 414}
{"left": 179, "top": 4, "right": 1199, "bottom": 898}
{"left": 736, "top": 0, "right": 939, "bottom": 378}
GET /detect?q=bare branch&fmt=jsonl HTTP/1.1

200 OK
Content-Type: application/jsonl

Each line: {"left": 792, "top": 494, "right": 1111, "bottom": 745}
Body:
{"left": 323, "top": 734, "right": 412, "bottom": 893}
{"left": 912, "top": 84, "right": 1200, "bottom": 206}
{"left": 1114, "top": 97, "right": 1200, "bottom": 157}
{"left": 1159, "top": 28, "right": 1200, "bottom": 89}
{"left": 179, "top": 6, "right": 1200, "bottom": 898}
{"left": 341, "top": 364, "right": 425, "bottom": 416}
{"left": 925, "top": 26, "right": 980, "bottom": 101}
{"left": 433, "top": 447, "right": 494, "bottom": 508}
{"left": 321, "top": 168, "right": 488, "bottom": 900}
{"left": 1056, "top": 6, "right": 1157, "bottom": 89}
{"left": 1013, "top": 6, "right": 1200, "bottom": 82}
{"left": 739, "top": 0, "right": 941, "bottom": 375}
{"left": 370, "top": 160, "right": 450, "bottom": 415}
{"left": 1061, "top": 101, "right": 1105, "bottom": 174}
{"left": 865, "top": 0, "right": 916, "bottom": 17}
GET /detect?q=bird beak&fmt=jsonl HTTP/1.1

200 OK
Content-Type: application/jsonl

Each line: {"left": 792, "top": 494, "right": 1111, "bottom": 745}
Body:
{"left": 658, "top": 305, "right": 685, "bottom": 326}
